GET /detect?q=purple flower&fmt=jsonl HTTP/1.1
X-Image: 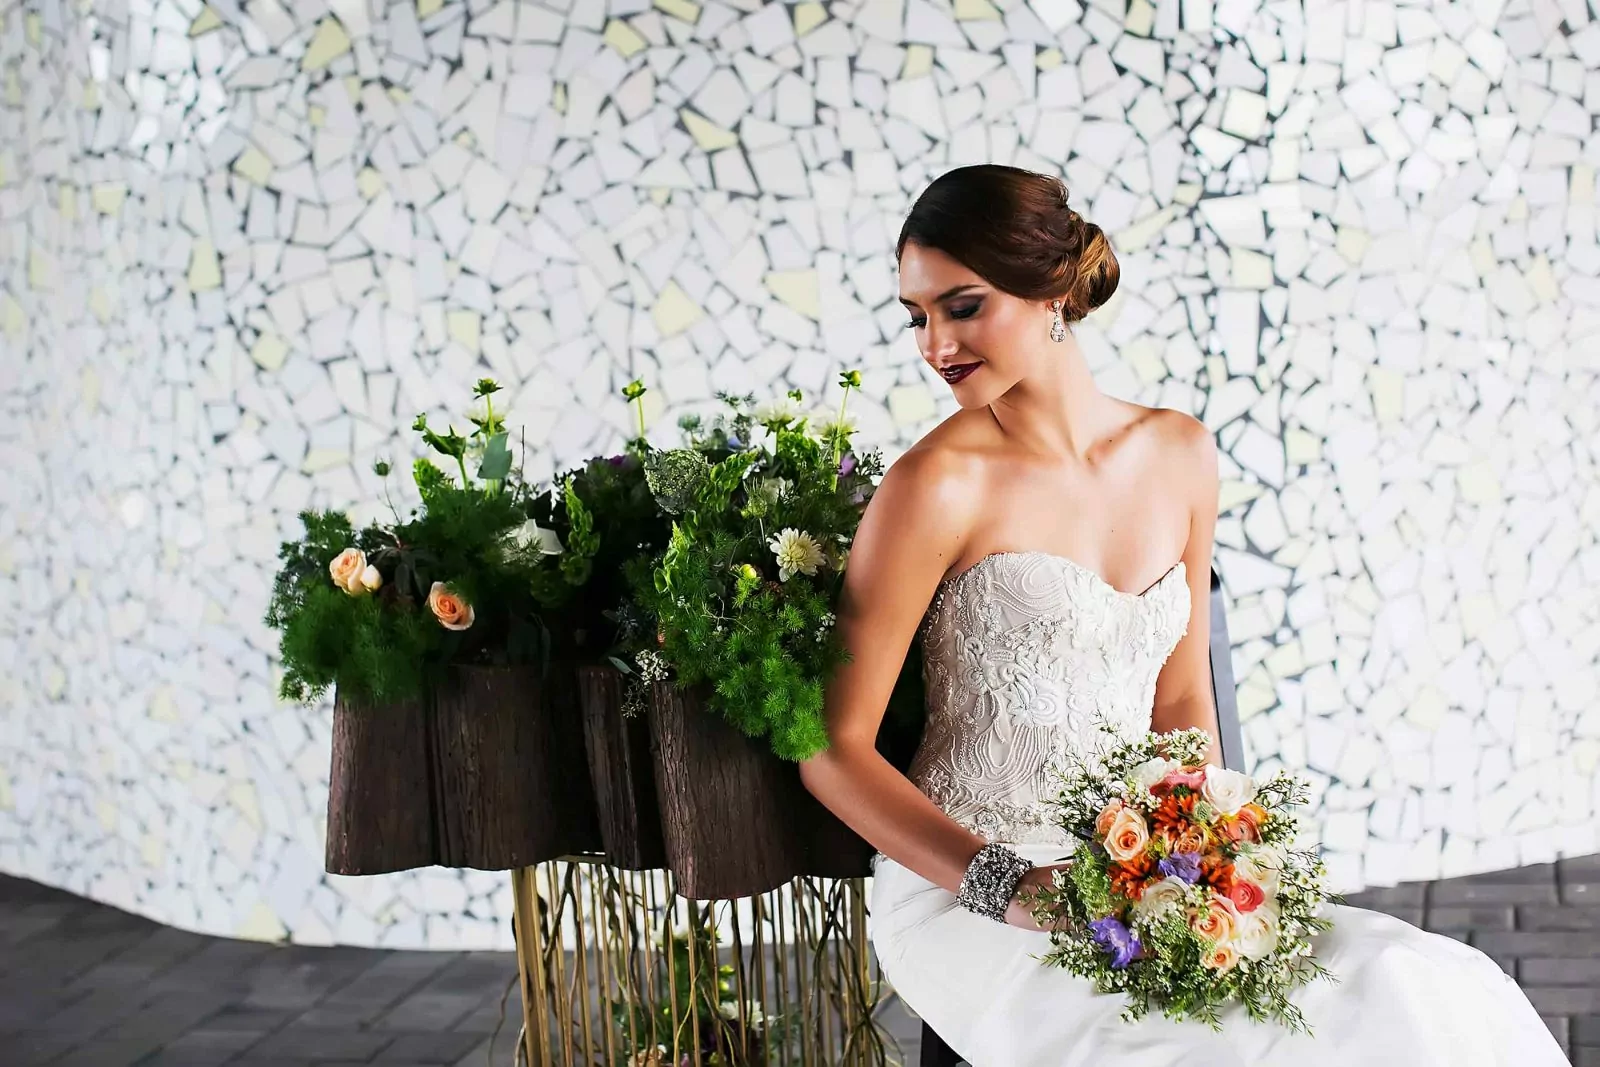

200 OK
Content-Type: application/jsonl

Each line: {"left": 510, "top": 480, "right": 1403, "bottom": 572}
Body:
{"left": 1157, "top": 850, "right": 1202, "bottom": 885}
{"left": 725, "top": 434, "right": 744, "bottom": 450}
{"left": 1088, "top": 915, "right": 1142, "bottom": 969}
{"left": 606, "top": 454, "right": 629, "bottom": 467}
{"left": 838, "top": 452, "right": 857, "bottom": 476}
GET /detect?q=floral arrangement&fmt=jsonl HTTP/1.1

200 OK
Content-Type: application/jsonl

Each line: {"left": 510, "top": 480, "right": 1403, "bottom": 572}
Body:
{"left": 266, "top": 379, "right": 596, "bottom": 704}
{"left": 1023, "top": 727, "right": 1337, "bottom": 1032}
{"left": 522, "top": 441, "right": 666, "bottom": 665}
{"left": 623, "top": 372, "right": 884, "bottom": 761}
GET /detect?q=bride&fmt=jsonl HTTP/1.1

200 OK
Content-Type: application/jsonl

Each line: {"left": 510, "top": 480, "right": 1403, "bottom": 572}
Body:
{"left": 796, "top": 164, "right": 1565, "bottom": 1066}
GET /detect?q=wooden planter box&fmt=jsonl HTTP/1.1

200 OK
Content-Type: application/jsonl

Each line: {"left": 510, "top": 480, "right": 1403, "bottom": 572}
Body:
{"left": 576, "top": 665, "right": 667, "bottom": 871}
{"left": 325, "top": 664, "right": 601, "bottom": 875}
{"left": 326, "top": 687, "right": 436, "bottom": 876}
{"left": 646, "top": 681, "right": 875, "bottom": 899}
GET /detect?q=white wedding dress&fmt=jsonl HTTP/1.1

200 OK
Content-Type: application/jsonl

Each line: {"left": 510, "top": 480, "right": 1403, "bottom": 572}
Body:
{"left": 868, "top": 551, "right": 1565, "bottom": 1067}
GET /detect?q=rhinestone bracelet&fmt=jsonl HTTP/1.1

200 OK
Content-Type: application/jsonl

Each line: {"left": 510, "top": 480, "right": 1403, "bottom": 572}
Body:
{"left": 954, "top": 842, "right": 1034, "bottom": 923}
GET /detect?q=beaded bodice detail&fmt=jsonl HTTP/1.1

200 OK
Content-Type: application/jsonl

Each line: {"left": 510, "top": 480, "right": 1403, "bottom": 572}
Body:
{"left": 906, "top": 552, "right": 1191, "bottom": 849}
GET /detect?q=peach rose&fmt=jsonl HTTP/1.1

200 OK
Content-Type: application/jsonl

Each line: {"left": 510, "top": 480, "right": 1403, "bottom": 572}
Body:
{"left": 1189, "top": 898, "right": 1237, "bottom": 944}
{"left": 359, "top": 564, "right": 382, "bottom": 593}
{"left": 1227, "top": 878, "right": 1265, "bottom": 914}
{"left": 329, "top": 548, "right": 368, "bottom": 594}
{"left": 1235, "top": 802, "right": 1267, "bottom": 839}
{"left": 1173, "top": 824, "right": 1209, "bottom": 854}
{"left": 427, "top": 581, "right": 475, "bottom": 631}
{"left": 1103, "top": 807, "right": 1150, "bottom": 863}
{"left": 1201, "top": 941, "right": 1239, "bottom": 972}
{"left": 1094, "top": 799, "right": 1126, "bottom": 838}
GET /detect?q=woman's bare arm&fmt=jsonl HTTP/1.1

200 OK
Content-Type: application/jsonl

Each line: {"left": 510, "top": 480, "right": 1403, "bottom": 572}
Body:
{"left": 796, "top": 447, "right": 992, "bottom": 896}
{"left": 1149, "top": 414, "right": 1224, "bottom": 765}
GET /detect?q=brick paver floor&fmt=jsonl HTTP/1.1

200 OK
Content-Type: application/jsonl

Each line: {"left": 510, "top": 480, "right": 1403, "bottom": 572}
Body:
{"left": 2, "top": 854, "right": 1595, "bottom": 1065}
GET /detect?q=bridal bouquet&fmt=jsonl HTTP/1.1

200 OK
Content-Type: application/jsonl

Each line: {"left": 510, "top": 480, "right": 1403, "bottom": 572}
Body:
{"left": 1023, "top": 727, "right": 1336, "bottom": 1033}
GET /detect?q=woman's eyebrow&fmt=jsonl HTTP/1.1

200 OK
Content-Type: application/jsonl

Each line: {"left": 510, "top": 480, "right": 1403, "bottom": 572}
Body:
{"left": 898, "top": 284, "right": 983, "bottom": 308}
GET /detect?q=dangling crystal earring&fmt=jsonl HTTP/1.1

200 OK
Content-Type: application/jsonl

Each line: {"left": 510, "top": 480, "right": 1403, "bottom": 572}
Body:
{"left": 1049, "top": 300, "right": 1066, "bottom": 343}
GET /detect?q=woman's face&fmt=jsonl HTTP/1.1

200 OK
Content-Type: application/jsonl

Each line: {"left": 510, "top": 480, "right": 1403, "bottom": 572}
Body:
{"left": 897, "top": 242, "right": 1052, "bottom": 409}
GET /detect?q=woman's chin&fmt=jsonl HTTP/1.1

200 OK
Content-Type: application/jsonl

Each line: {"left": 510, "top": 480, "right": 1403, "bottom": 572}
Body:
{"left": 947, "top": 377, "right": 1001, "bottom": 409}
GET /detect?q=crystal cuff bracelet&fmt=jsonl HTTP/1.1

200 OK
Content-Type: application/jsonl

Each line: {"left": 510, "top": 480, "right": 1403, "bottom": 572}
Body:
{"left": 955, "top": 842, "right": 1033, "bottom": 923}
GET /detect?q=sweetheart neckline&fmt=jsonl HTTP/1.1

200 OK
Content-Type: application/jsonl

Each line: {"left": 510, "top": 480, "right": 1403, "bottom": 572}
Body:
{"left": 938, "top": 550, "right": 1186, "bottom": 601}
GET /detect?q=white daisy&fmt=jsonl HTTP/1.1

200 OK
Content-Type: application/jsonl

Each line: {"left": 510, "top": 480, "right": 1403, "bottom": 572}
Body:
{"left": 768, "top": 528, "right": 826, "bottom": 581}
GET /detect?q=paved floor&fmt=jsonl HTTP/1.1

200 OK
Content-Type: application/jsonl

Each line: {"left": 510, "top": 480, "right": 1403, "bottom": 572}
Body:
{"left": 1, "top": 855, "right": 1596, "bottom": 1066}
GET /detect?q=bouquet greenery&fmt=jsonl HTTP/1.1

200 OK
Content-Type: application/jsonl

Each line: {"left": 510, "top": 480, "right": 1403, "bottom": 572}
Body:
{"left": 623, "top": 372, "right": 884, "bottom": 761}
{"left": 266, "top": 379, "right": 597, "bottom": 705}
{"left": 1024, "top": 727, "right": 1337, "bottom": 1032}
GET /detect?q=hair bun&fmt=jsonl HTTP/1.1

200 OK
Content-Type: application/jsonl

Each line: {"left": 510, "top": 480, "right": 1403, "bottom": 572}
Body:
{"left": 895, "top": 164, "right": 1121, "bottom": 323}
{"left": 1058, "top": 205, "right": 1119, "bottom": 322}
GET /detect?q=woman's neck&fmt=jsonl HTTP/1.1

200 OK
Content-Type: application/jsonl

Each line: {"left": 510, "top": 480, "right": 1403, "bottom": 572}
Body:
{"left": 984, "top": 339, "right": 1110, "bottom": 463}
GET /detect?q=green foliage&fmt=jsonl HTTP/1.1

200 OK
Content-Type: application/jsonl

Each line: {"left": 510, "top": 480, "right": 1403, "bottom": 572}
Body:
{"left": 524, "top": 450, "right": 673, "bottom": 661}
{"left": 629, "top": 387, "right": 881, "bottom": 761}
{"left": 266, "top": 380, "right": 591, "bottom": 705}
{"left": 610, "top": 907, "right": 796, "bottom": 1066}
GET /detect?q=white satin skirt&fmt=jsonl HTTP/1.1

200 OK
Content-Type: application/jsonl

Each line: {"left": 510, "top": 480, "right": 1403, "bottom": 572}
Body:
{"left": 869, "top": 843, "right": 1567, "bottom": 1067}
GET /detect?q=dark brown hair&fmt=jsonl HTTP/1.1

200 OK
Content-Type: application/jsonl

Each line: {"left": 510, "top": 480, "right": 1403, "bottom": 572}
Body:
{"left": 896, "top": 164, "right": 1119, "bottom": 323}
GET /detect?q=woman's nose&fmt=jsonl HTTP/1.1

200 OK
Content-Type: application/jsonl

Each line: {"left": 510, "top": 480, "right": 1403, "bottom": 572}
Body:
{"left": 922, "top": 319, "right": 959, "bottom": 360}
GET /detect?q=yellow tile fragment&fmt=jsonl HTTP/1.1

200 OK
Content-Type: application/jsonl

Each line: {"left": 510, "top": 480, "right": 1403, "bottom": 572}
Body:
{"left": 652, "top": 280, "right": 703, "bottom": 337}
{"left": 655, "top": 0, "right": 700, "bottom": 22}
{"left": 604, "top": 18, "right": 648, "bottom": 57}
{"left": 233, "top": 146, "right": 273, "bottom": 185}
{"left": 189, "top": 5, "right": 223, "bottom": 36}
{"left": 954, "top": 0, "right": 1001, "bottom": 19}
{"left": 680, "top": 108, "right": 738, "bottom": 151}
{"left": 764, "top": 270, "right": 819, "bottom": 320}
{"left": 794, "top": 2, "right": 827, "bottom": 35}
{"left": 188, "top": 238, "right": 223, "bottom": 292}
{"left": 301, "top": 18, "right": 351, "bottom": 73}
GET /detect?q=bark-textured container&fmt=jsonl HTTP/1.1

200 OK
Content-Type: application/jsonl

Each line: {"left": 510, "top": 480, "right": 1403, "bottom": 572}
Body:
{"left": 326, "top": 688, "right": 436, "bottom": 876}
{"left": 431, "top": 664, "right": 602, "bottom": 869}
{"left": 647, "top": 682, "right": 877, "bottom": 898}
{"left": 576, "top": 665, "right": 667, "bottom": 870}
{"left": 324, "top": 664, "right": 602, "bottom": 875}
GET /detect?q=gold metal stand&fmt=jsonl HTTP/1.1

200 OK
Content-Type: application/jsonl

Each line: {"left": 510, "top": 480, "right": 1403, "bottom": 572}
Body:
{"left": 508, "top": 857, "right": 900, "bottom": 1066}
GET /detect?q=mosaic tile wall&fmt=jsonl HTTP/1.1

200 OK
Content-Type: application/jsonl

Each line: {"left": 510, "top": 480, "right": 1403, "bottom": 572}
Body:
{"left": 1, "top": 0, "right": 1597, "bottom": 949}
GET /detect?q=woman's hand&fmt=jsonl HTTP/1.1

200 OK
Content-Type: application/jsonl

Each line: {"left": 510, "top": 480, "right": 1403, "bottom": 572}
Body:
{"left": 1003, "top": 863, "right": 1075, "bottom": 932}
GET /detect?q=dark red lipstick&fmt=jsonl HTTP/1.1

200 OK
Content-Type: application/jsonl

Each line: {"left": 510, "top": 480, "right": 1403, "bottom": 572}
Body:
{"left": 938, "top": 363, "right": 980, "bottom": 385}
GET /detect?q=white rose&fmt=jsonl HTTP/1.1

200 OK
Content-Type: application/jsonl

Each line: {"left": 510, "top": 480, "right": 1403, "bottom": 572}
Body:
{"left": 1132, "top": 876, "right": 1190, "bottom": 923}
{"left": 1201, "top": 765, "right": 1256, "bottom": 815}
{"left": 1233, "top": 901, "right": 1281, "bottom": 960}
{"left": 512, "top": 520, "right": 565, "bottom": 555}
{"left": 359, "top": 564, "right": 382, "bottom": 593}
{"left": 1234, "top": 846, "right": 1284, "bottom": 897}
{"left": 1131, "top": 756, "right": 1179, "bottom": 791}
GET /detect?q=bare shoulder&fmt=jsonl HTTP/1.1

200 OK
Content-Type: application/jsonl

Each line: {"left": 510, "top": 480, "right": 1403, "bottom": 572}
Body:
{"left": 871, "top": 428, "right": 982, "bottom": 536}
{"left": 854, "top": 413, "right": 991, "bottom": 577}
{"left": 1125, "top": 403, "right": 1217, "bottom": 478}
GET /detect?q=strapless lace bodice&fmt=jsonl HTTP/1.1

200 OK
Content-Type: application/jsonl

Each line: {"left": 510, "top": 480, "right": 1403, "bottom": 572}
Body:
{"left": 904, "top": 551, "right": 1191, "bottom": 848}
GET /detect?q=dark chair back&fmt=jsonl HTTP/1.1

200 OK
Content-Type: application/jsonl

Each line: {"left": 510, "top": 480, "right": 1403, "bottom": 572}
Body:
{"left": 917, "top": 565, "right": 1243, "bottom": 1067}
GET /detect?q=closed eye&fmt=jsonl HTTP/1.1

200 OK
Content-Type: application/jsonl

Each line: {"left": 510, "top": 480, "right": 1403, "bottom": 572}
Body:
{"left": 903, "top": 303, "right": 981, "bottom": 330}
